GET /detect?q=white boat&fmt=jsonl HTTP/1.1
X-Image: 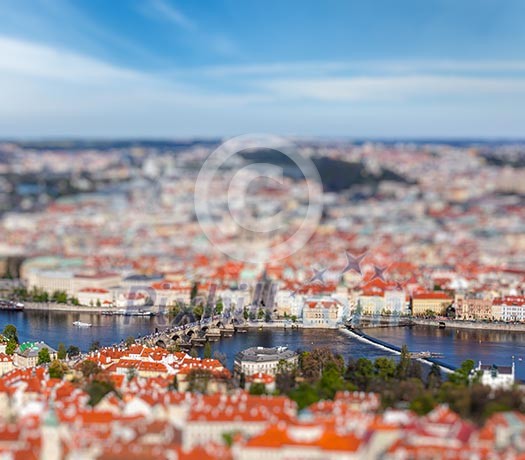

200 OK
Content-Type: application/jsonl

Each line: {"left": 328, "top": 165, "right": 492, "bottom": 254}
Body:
{"left": 73, "top": 321, "right": 92, "bottom": 328}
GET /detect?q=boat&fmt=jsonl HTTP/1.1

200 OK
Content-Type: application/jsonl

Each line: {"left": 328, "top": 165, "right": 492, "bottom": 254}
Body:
{"left": 0, "top": 300, "right": 24, "bottom": 311}
{"left": 73, "top": 321, "right": 92, "bottom": 328}
{"left": 122, "top": 310, "right": 156, "bottom": 317}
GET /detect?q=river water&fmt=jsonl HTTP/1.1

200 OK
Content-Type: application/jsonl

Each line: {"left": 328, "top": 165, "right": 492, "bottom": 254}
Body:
{"left": 2, "top": 311, "right": 525, "bottom": 379}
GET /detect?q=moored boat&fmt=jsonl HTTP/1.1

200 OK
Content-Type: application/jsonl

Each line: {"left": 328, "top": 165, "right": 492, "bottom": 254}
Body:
{"left": 73, "top": 321, "right": 92, "bottom": 328}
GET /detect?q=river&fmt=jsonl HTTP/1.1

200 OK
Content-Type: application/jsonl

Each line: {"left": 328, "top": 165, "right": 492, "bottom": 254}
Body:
{"left": 2, "top": 311, "right": 525, "bottom": 379}
{"left": 367, "top": 325, "right": 525, "bottom": 380}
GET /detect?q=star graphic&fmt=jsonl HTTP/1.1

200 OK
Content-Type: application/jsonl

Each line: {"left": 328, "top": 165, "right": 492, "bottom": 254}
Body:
{"left": 370, "top": 265, "right": 388, "bottom": 282}
{"left": 341, "top": 251, "right": 367, "bottom": 276}
{"left": 308, "top": 266, "right": 327, "bottom": 285}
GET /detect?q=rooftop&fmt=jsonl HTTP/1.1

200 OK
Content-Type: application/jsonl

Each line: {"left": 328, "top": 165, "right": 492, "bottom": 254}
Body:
{"left": 235, "top": 346, "right": 297, "bottom": 363}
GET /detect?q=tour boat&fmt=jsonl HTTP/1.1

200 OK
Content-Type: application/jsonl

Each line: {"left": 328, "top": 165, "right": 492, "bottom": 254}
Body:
{"left": 73, "top": 321, "right": 92, "bottom": 328}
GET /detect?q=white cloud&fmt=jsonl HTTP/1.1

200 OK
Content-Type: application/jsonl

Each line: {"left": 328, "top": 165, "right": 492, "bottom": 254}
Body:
{"left": 0, "top": 35, "right": 524, "bottom": 137}
{"left": 262, "top": 75, "right": 525, "bottom": 102}
{"left": 0, "top": 36, "right": 141, "bottom": 82}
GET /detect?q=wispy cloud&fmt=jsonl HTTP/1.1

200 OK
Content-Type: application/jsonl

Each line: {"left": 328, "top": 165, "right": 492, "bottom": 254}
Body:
{"left": 138, "top": 0, "right": 240, "bottom": 57}
{"left": 262, "top": 75, "right": 525, "bottom": 102}
{"left": 146, "top": 0, "right": 196, "bottom": 30}
{"left": 0, "top": 34, "right": 524, "bottom": 138}
{"left": 196, "top": 59, "right": 525, "bottom": 78}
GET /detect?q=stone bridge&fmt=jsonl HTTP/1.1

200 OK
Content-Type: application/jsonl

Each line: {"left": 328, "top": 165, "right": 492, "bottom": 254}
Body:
{"left": 139, "top": 317, "right": 248, "bottom": 349}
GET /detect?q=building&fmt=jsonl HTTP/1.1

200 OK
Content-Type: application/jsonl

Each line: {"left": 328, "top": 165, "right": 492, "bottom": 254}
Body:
{"left": 455, "top": 294, "right": 493, "bottom": 320}
{"left": 77, "top": 287, "right": 112, "bottom": 307}
{"left": 477, "top": 362, "right": 515, "bottom": 390}
{"left": 412, "top": 292, "right": 453, "bottom": 316}
{"left": 234, "top": 346, "right": 298, "bottom": 379}
{"left": 26, "top": 269, "right": 121, "bottom": 297}
{"left": 275, "top": 290, "right": 304, "bottom": 319}
{"left": 14, "top": 341, "right": 57, "bottom": 368}
{"left": 302, "top": 297, "right": 343, "bottom": 328}
{"left": 358, "top": 288, "right": 407, "bottom": 316}
{"left": 0, "top": 353, "right": 13, "bottom": 375}
{"left": 245, "top": 373, "right": 276, "bottom": 393}
{"left": 492, "top": 296, "right": 525, "bottom": 322}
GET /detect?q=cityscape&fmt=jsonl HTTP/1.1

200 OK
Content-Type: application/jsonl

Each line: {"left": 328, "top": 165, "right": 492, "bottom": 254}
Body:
{"left": 1, "top": 1, "right": 525, "bottom": 459}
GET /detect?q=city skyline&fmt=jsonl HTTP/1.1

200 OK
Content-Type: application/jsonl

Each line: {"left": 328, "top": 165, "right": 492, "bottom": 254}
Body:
{"left": 1, "top": 0, "right": 525, "bottom": 138}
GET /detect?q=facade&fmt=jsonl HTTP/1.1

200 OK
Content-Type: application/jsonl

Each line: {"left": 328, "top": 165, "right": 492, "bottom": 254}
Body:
{"left": 493, "top": 296, "right": 525, "bottom": 322}
{"left": 477, "top": 362, "right": 515, "bottom": 390}
{"left": 26, "top": 270, "right": 121, "bottom": 297}
{"left": 77, "top": 287, "right": 112, "bottom": 307}
{"left": 0, "top": 353, "right": 13, "bottom": 375}
{"left": 234, "top": 346, "right": 298, "bottom": 378}
{"left": 275, "top": 290, "right": 304, "bottom": 319}
{"left": 358, "top": 290, "right": 406, "bottom": 316}
{"left": 302, "top": 297, "right": 343, "bottom": 328}
{"left": 14, "top": 342, "right": 57, "bottom": 368}
{"left": 412, "top": 292, "right": 453, "bottom": 316}
{"left": 245, "top": 373, "right": 276, "bottom": 393}
{"left": 455, "top": 294, "right": 493, "bottom": 320}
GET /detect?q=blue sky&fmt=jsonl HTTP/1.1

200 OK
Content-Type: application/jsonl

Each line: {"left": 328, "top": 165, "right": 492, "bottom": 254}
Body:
{"left": 1, "top": 0, "right": 524, "bottom": 138}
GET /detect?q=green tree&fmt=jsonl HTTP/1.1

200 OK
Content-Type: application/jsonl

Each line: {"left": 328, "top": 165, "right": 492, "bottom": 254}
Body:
{"left": 243, "top": 306, "right": 249, "bottom": 321}
{"left": 249, "top": 382, "right": 266, "bottom": 395}
{"left": 189, "top": 347, "right": 198, "bottom": 358}
{"left": 275, "top": 358, "right": 297, "bottom": 394}
{"left": 193, "top": 303, "right": 204, "bottom": 320}
{"left": 374, "top": 357, "right": 396, "bottom": 381}
{"left": 96, "top": 299, "right": 102, "bottom": 307}
{"left": 125, "top": 336, "right": 136, "bottom": 348}
{"left": 395, "top": 345, "right": 411, "bottom": 380}
{"left": 169, "top": 302, "right": 182, "bottom": 317}
{"left": 300, "top": 348, "right": 344, "bottom": 382}
{"left": 317, "top": 365, "right": 348, "bottom": 400}
{"left": 89, "top": 341, "right": 101, "bottom": 352}
{"left": 351, "top": 358, "right": 375, "bottom": 391}
{"left": 5, "top": 339, "right": 17, "bottom": 355}
{"left": 289, "top": 383, "right": 320, "bottom": 410}
{"left": 215, "top": 299, "right": 224, "bottom": 315}
{"left": 409, "top": 391, "right": 437, "bottom": 415}
{"left": 80, "top": 360, "right": 101, "bottom": 378}
{"left": 426, "top": 363, "right": 442, "bottom": 389}
{"left": 449, "top": 360, "right": 477, "bottom": 386}
{"left": 203, "top": 341, "right": 212, "bottom": 359}
{"left": 57, "top": 342, "right": 67, "bottom": 360}
{"left": 257, "top": 308, "right": 265, "bottom": 320}
{"left": 48, "top": 359, "right": 66, "bottom": 379}
{"left": 2, "top": 325, "right": 18, "bottom": 343}
{"left": 37, "top": 347, "right": 51, "bottom": 365}
{"left": 67, "top": 345, "right": 81, "bottom": 357}
{"left": 86, "top": 379, "right": 116, "bottom": 406}
{"left": 407, "top": 360, "right": 423, "bottom": 380}
{"left": 52, "top": 290, "right": 68, "bottom": 304}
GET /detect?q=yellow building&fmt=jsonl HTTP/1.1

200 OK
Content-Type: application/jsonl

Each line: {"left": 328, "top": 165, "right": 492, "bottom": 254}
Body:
{"left": 412, "top": 292, "right": 453, "bottom": 316}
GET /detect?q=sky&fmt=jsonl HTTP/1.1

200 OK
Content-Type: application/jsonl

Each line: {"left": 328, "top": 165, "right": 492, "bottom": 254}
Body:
{"left": 1, "top": 0, "right": 525, "bottom": 139}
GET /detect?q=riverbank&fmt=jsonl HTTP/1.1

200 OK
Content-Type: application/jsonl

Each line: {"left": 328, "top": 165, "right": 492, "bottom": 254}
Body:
{"left": 21, "top": 302, "right": 170, "bottom": 314}
{"left": 413, "top": 318, "right": 525, "bottom": 333}
{"left": 23, "top": 302, "right": 107, "bottom": 313}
